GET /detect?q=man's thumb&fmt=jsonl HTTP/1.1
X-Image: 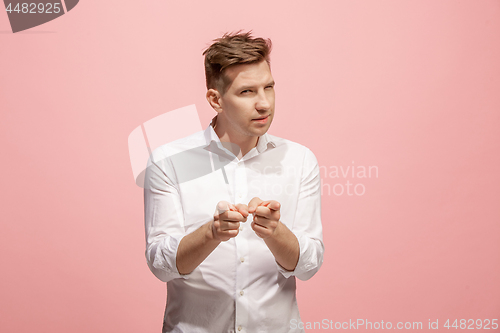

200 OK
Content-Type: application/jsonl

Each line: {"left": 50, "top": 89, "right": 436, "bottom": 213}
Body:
{"left": 248, "top": 197, "right": 263, "bottom": 213}
{"left": 217, "top": 201, "right": 230, "bottom": 215}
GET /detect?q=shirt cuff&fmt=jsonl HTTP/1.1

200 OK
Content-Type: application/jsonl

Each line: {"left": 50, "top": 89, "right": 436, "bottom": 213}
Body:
{"left": 276, "top": 260, "right": 296, "bottom": 279}
{"left": 152, "top": 234, "right": 193, "bottom": 281}
{"left": 276, "top": 232, "right": 323, "bottom": 280}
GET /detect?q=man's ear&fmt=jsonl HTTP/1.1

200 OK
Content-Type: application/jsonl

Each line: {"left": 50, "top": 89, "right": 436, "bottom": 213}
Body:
{"left": 206, "top": 89, "right": 223, "bottom": 113}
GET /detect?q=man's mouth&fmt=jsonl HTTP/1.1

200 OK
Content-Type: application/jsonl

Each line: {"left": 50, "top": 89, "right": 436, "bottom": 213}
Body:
{"left": 253, "top": 115, "right": 269, "bottom": 120}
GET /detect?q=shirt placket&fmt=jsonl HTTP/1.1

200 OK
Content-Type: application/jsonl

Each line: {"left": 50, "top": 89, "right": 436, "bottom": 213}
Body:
{"left": 233, "top": 159, "right": 249, "bottom": 333}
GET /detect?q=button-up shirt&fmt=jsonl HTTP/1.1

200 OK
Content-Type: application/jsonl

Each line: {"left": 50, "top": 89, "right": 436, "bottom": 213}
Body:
{"left": 144, "top": 118, "right": 324, "bottom": 333}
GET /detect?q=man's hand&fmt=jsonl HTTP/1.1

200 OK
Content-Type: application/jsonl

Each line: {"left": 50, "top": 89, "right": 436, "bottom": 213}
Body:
{"left": 248, "top": 197, "right": 281, "bottom": 239}
{"left": 212, "top": 201, "right": 249, "bottom": 241}
{"left": 248, "top": 197, "right": 299, "bottom": 271}
{"left": 177, "top": 201, "right": 248, "bottom": 274}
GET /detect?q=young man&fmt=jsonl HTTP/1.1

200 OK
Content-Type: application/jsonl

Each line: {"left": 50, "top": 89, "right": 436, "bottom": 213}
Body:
{"left": 144, "top": 31, "right": 324, "bottom": 333}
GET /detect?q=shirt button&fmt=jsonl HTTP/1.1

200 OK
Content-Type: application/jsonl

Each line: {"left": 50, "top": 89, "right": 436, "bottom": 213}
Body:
{"left": 240, "top": 257, "right": 245, "bottom": 263}
{"left": 238, "top": 326, "right": 242, "bottom": 331}
{"left": 237, "top": 193, "right": 242, "bottom": 198}
{"left": 240, "top": 290, "right": 244, "bottom": 296}
{"left": 239, "top": 226, "right": 243, "bottom": 231}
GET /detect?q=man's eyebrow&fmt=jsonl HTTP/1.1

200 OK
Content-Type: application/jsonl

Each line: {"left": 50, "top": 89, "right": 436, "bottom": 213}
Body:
{"left": 237, "top": 81, "right": 275, "bottom": 91}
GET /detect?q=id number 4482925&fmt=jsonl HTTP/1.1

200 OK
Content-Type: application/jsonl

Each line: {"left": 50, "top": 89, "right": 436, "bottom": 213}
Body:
{"left": 444, "top": 319, "right": 498, "bottom": 330}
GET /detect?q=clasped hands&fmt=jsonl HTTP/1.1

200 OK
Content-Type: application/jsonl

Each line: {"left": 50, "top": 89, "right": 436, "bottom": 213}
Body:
{"left": 212, "top": 197, "right": 281, "bottom": 241}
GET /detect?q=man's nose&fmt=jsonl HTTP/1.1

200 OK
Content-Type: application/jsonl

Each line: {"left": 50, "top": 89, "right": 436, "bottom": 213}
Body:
{"left": 255, "top": 89, "right": 271, "bottom": 110}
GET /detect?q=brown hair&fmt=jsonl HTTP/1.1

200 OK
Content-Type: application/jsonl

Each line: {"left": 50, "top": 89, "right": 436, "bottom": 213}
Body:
{"left": 203, "top": 30, "right": 272, "bottom": 95}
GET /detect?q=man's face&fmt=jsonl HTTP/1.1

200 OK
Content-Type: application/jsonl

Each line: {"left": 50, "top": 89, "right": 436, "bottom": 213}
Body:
{"left": 217, "top": 60, "right": 275, "bottom": 140}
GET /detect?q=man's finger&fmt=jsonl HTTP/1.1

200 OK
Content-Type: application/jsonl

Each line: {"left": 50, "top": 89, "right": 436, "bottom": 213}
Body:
{"left": 251, "top": 220, "right": 271, "bottom": 237}
{"left": 254, "top": 205, "right": 271, "bottom": 218}
{"left": 222, "top": 229, "right": 239, "bottom": 238}
{"left": 252, "top": 215, "right": 270, "bottom": 227}
{"left": 248, "top": 197, "right": 263, "bottom": 214}
{"left": 267, "top": 200, "right": 280, "bottom": 211}
{"left": 216, "top": 201, "right": 235, "bottom": 215}
{"left": 220, "top": 221, "right": 240, "bottom": 231}
{"left": 224, "top": 210, "right": 247, "bottom": 222}
{"left": 235, "top": 203, "right": 249, "bottom": 219}
{"left": 253, "top": 204, "right": 280, "bottom": 221}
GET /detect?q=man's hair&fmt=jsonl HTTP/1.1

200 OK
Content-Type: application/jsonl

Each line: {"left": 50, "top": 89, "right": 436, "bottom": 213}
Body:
{"left": 203, "top": 30, "right": 272, "bottom": 95}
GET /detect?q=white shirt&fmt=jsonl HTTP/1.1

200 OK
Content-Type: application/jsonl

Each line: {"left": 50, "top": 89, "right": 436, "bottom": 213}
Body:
{"left": 144, "top": 118, "right": 324, "bottom": 333}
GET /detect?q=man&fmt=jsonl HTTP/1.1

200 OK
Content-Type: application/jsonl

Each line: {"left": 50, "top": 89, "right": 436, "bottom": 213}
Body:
{"left": 144, "top": 31, "right": 324, "bottom": 333}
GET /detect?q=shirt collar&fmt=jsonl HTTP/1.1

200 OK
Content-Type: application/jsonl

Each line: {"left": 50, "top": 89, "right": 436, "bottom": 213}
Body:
{"left": 203, "top": 115, "right": 276, "bottom": 155}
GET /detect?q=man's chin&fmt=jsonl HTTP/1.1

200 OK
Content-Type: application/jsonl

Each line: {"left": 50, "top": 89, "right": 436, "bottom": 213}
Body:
{"left": 250, "top": 127, "right": 270, "bottom": 137}
{"left": 251, "top": 120, "right": 272, "bottom": 133}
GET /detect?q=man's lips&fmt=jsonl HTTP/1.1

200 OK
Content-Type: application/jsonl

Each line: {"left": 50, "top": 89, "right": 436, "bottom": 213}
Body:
{"left": 252, "top": 115, "right": 270, "bottom": 124}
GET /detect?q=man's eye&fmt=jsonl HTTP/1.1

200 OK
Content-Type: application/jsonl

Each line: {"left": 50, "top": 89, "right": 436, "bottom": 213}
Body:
{"left": 241, "top": 90, "right": 251, "bottom": 94}
{"left": 265, "top": 86, "right": 274, "bottom": 89}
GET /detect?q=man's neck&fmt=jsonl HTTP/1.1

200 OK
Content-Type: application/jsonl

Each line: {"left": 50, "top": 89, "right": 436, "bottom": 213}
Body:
{"left": 212, "top": 117, "right": 259, "bottom": 159}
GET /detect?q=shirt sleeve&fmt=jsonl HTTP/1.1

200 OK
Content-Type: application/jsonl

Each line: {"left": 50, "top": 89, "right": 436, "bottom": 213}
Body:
{"left": 143, "top": 150, "right": 192, "bottom": 282}
{"left": 277, "top": 147, "right": 324, "bottom": 281}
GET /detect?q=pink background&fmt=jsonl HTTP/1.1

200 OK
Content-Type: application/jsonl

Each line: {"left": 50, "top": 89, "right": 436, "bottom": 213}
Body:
{"left": 1, "top": 1, "right": 499, "bottom": 332}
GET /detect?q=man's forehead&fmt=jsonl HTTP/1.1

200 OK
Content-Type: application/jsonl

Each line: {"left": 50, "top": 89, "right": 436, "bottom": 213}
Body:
{"left": 225, "top": 61, "right": 273, "bottom": 88}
